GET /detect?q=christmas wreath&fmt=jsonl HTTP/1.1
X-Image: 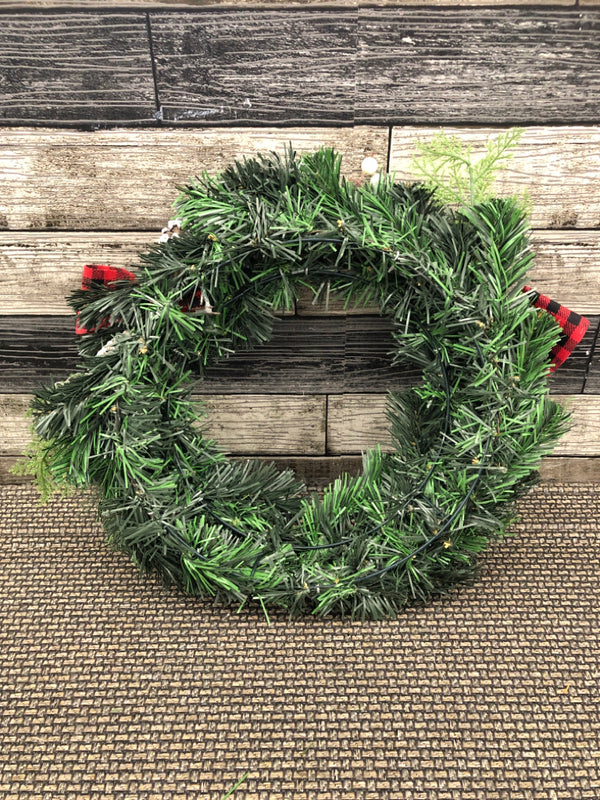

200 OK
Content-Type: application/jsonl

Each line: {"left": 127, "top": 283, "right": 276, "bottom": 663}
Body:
{"left": 24, "top": 136, "right": 589, "bottom": 619}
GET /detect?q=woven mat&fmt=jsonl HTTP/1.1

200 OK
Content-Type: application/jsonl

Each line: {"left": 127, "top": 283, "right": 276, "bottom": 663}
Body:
{"left": 1, "top": 485, "right": 599, "bottom": 800}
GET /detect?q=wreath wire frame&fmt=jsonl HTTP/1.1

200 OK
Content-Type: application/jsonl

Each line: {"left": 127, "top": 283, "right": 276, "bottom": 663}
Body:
{"left": 28, "top": 147, "right": 579, "bottom": 619}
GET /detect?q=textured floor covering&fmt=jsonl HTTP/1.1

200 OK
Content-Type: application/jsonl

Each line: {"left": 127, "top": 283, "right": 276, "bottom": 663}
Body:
{"left": 0, "top": 484, "right": 599, "bottom": 800}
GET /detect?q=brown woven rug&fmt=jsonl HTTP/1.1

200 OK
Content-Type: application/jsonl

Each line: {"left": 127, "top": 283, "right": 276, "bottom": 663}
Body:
{"left": 1, "top": 484, "right": 599, "bottom": 800}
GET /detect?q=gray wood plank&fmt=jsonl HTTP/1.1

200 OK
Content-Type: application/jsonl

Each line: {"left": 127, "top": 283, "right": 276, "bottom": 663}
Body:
{"left": 149, "top": 8, "right": 356, "bottom": 124}
{"left": 0, "top": 392, "right": 326, "bottom": 456}
{"left": 357, "top": 8, "right": 600, "bottom": 124}
{"left": 327, "top": 394, "right": 600, "bottom": 457}
{"left": 583, "top": 327, "right": 600, "bottom": 393}
{"left": 0, "top": 13, "right": 157, "bottom": 122}
{"left": 1, "top": 314, "right": 594, "bottom": 395}
{"left": 0, "top": 315, "right": 414, "bottom": 394}
{"left": 3, "top": 229, "right": 600, "bottom": 315}
{"left": 0, "top": 1, "right": 577, "bottom": 8}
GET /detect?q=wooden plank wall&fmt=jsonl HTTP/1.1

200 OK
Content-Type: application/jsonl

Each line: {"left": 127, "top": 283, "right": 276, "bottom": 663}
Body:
{"left": 1, "top": 1, "right": 599, "bottom": 486}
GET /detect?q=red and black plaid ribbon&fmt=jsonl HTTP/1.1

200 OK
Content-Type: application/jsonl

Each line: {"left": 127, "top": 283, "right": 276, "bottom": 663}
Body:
{"left": 524, "top": 286, "right": 590, "bottom": 372}
{"left": 74, "top": 264, "right": 137, "bottom": 335}
{"left": 74, "top": 265, "right": 589, "bottom": 371}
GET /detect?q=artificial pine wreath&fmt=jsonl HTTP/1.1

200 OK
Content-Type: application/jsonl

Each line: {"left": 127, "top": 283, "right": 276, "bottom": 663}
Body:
{"left": 23, "top": 136, "right": 590, "bottom": 619}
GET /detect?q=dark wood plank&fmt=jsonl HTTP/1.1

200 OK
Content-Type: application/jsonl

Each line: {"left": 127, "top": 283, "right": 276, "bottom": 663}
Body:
{"left": 0, "top": 0, "right": 577, "bottom": 8}
{"left": 357, "top": 8, "right": 600, "bottom": 124}
{"left": 0, "top": 13, "right": 156, "bottom": 122}
{"left": 0, "top": 315, "right": 413, "bottom": 394}
{"left": 149, "top": 8, "right": 356, "bottom": 124}
{"left": 262, "top": 455, "right": 363, "bottom": 490}
{"left": 549, "top": 317, "right": 599, "bottom": 395}
{"left": 1, "top": 314, "right": 594, "bottom": 395}
{"left": 268, "top": 455, "right": 600, "bottom": 488}
{"left": 583, "top": 322, "right": 600, "bottom": 394}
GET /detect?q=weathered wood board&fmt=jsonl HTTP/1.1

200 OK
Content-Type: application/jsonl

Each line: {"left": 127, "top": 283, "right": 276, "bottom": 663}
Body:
{"left": 3, "top": 230, "right": 600, "bottom": 316}
{"left": 0, "top": 1, "right": 579, "bottom": 8}
{"left": 2, "top": 7, "right": 598, "bottom": 124}
{"left": 1, "top": 314, "right": 596, "bottom": 395}
{"left": 583, "top": 344, "right": 600, "bottom": 394}
{"left": 391, "top": 127, "right": 600, "bottom": 230}
{"left": 1, "top": 127, "right": 599, "bottom": 231}
{"left": 526, "top": 232, "right": 600, "bottom": 314}
{"left": 0, "top": 13, "right": 156, "bottom": 122}
{"left": 0, "top": 127, "right": 388, "bottom": 230}
{"left": 0, "top": 233, "right": 151, "bottom": 315}
{"left": 327, "top": 394, "right": 600, "bottom": 457}
{"left": 356, "top": 8, "right": 600, "bottom": 125}
{"left": 0, "top": 393, "right": 327, "bottom": 456}
{"left": 3, "top": 393, "right": 599, "bottom": 470}
{"left": 150, "top": 8, "right": 356, "bottom": 124}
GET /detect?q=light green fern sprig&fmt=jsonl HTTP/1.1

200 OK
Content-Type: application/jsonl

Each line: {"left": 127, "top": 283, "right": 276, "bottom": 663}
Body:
{"left": 10, "top": 426, "right": 75, "bottom": 503}
{"left": 411, "top": 128, "right": 525, "bottom": 207}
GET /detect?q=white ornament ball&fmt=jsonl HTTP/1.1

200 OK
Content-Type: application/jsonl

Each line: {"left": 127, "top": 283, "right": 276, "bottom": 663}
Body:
{"left": 361, "top": 156, "right": 379, "bottom": 176}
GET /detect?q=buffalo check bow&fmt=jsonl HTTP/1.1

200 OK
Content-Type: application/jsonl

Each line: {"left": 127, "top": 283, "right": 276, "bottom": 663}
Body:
{"left": 74, "top": 265, "right": 137, "bottom": 335}
{"left": 523, "top": 286, "right": 590, "bottom": 372}
{"left": 75, "top": 265, "right": 590, "bottom": 372}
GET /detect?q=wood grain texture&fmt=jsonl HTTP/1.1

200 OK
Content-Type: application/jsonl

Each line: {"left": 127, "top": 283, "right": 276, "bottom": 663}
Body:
{"left": 583, "top": 334, "right": 600, "bottom": 393}
{"left": 2, "top": 314, "right": 595, "bottom": 395}
{"left": 538, "top": 457, "right": 600, "bottom": 482}
{"left": 2, "top": 229, "right": 600, "bottom": 316}
{"left": 149, "top": 8, "right": 356, "bottom": 124}
{"left": 527, "top": 232, "right": 600, "bottom": 314}
{"left": 0, "top": 127, "right": 388, "bottom": 230}
{"left": 0, "top": 315, "right": 420, "bottom": 394}
{"left": 0, "top": 393, "right": 31, "bottom": 454}
{"left": 0, "top": 232, "right": 151, "bottom": 314}
{"left": 0, "top": 1, "right": 577, "bottom": 7}
{"left": 9, "top": 393, "right": 599, "bottom": 456}
{"left": 391, "top": 127, "right": 600, "bottom": 230}
{"left": 0, "top": 393, "right": 326, "bottom": 456}
{"left": 1, "top": 7, "right": 595, "bottom": 126}
{"left": 0, "top": 13, "right": 156, "bottom": 122}
{"left": 327, "top": 394, "right": 600, "bottom": 456}
{"left": 357, "top": 8, "right": 600, "bottom": 125}
{"left": 1, "top": 127, "right": 597, "bottom": 231}
{"left": 362, "top": 0, "right": 575, "bottom": 4}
